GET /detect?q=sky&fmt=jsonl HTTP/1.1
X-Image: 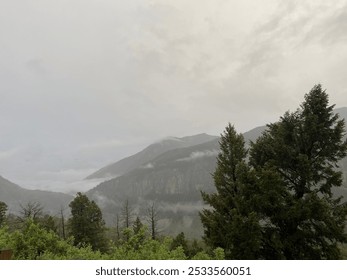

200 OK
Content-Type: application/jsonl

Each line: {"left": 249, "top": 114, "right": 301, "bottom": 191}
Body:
{"left": 1, "top": 0, "right": 347, "bottom": 193}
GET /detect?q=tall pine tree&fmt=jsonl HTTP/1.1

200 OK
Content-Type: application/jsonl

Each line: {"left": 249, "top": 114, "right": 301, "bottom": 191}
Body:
{"left": 250, "top": 84, "right": 347, "bottom": 259}
{"left": 200, "top": 124, "right": 262, "bottom": 259}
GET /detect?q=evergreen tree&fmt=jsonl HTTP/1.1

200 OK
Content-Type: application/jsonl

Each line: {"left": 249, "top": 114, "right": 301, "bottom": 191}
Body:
{"left": 170, "top": 232, "right": 188, "bottom": 251}
{"left": 200, "top": 124, "right": 262, "bottom": 259}
{"left": 250, "top": 84, "right": 347, "bottom": 259}
{"left": 68, "top": 192, "right": 107, "bottom": 252}
{"left": 133, "top": 216, "right": 143, "bottom": 234}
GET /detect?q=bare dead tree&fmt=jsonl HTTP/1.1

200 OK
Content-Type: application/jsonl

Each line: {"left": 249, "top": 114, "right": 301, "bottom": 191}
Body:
{"left": 146, "top": 202, "right": 160, "bottom": 240}
{"left": 19, "top": 201, "right": 43, "bottom": 222}
{"left": 121, "top": 199, "right": 134, "bottom": 229}
{"left": 115, "top": 213, "right": 121, "bottom": 241}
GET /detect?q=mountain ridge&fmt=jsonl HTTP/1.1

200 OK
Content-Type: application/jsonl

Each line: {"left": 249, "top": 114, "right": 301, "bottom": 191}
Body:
{"left": 0, "top": 175, "right": 73, "bottom": 215}
{"left": 85, "top": 133, "right": 219, "bottom": 180}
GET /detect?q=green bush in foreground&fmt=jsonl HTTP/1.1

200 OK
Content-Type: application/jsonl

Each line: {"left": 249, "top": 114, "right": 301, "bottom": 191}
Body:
{"left": 0, "top": 220, "right": 224, "bottom": 260}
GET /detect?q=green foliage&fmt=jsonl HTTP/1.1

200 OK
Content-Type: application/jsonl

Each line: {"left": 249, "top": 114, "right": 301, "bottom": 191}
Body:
{"left": 249, "top": 84, "right": 347, "bottom": 259}
{"left": 39, "top": 214, "right": 59, "bottom": 233}
{"left": 0, "top": 226, "right": 10, "bottom": 249}
{"left": 0, "top": 201, "right": 7, "bottom": 227}
{"left": 201, "top": 85, "right": 347, "bottom": 260}
{"left": 9, "top": 220, "right": 67, "bottom": 259}
{"left": 109, "top": 226, "right": 186, "bottom": 260}
{"left": 106, "top": 226, "right": 223, "bottom": 260}
{"left": 1, "top": 216, "right": 222, "bottom": 259}
{"left": 170, "top": 233, "right": 205, "bottom": 258}
{"left": 39, "top": 244, "right": 107, "bottom": 260}
{"left": 170, "top": 232, "right": 188, "bottom": 253}
{"left": 133, "top": 216, "right": 143, "bottom": 235}
{"left": 186, "top": 239, "right": 203, "bottom": 257}
{"left": 200, "top": 124, "right": 262, "bottom": 259}
{"left": 1, "top": 219, "right": 106, "bottom": 260}
{"left": 68, "top": 192, "right": 108, "bottom": 252}
{"left": 191, "top": 247, "right": 225, "bottom": 260}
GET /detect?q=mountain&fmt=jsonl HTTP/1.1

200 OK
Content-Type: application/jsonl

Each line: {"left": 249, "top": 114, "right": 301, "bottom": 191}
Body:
{"left": 0, "top": 175, "right": 73, "bottom": 215}
{"left": 87, "top": 139, "right": 220, "bottom": 237}
{"left": 85, "top": 133, "right": 219, "bottom": 179}
{"left": 86, "top": 108, "right": 347, "bottom": 238}
{"left": 243, "top": 125, "right": 266, "bottom": 143}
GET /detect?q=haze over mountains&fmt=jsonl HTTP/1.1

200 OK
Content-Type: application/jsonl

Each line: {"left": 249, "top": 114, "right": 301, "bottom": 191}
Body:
{"left": 0, "top": 175, "right": 72, "bottom": 216}
{"left": 1, "top": 107, "right": 347, "bottom": 236}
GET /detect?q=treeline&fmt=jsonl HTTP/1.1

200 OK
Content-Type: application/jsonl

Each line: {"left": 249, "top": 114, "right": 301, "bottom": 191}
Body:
{"left": 0, "top": 198, "right": 223, "bottom": 260}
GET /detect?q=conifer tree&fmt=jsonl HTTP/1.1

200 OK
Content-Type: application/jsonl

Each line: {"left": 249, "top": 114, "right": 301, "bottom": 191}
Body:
{"left": 133, "top": 216, "right": 143, "bottom": 234}
{"left": 250, "top": 84, "right": 347, "bottom": 259}
{"left": 200, "top": 124, "right": 262, "bottom": 259}
{"left": 68, "top": 192, "right": 107, "bottom": 252}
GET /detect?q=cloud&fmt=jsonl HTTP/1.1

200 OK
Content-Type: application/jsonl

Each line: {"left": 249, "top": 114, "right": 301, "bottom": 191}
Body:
{"left": 141, "top": 163, "right": 154, "bottom": 169}
{"left": 177, "top": 150, "right": 219, "bottom": 162}
{"left": 79, "top": 140, "right": 125, "bottom": 152}
{"left": 90, "top": 191, "right": 117, "bottom": 208}
{"left": 158, "top": 201, "right": 205, "bottom": 214}
{"left": 1, "top": 0, "right": 347, "bottom": 193}
{"left": 36, "top": 168, "right": 97, "bottom": 181}
{"left": 0, "top": 147, "right": 22, "bottom": 161}
{"left": 13, "top": 175, "right": 106, "bottom": 195}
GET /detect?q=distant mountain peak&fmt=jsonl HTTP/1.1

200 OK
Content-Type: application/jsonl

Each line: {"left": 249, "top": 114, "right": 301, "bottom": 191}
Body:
{"left": 85, "top": 133, "right": 218, "bottom": 180}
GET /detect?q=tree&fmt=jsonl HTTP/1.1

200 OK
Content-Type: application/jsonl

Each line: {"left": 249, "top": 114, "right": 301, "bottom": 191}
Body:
{"left": 250, "top": 84, "right": 347, "bottom": 259}
{"left": 18, "top": 201, "right": 43, "bottom": 222}
{"left": 121, "top": 199, "right": 134, "bottom": 229}
{"left": 68, "top": 192, "right": 107, "bottom": 252}
{"left": 146, "top": 202, "right": 160, "bottom": 240}
{"left": 16, "top": 201, "right": 58, "bottom": 233}
{"left": 59, "top": 206, "right": 67, "bottom": 240}
{"left": 9, "top": 219, "right": 66, "bottom": 259}
{"left": 133, "top": 216, "right": 143, "bottom": 235}
{"left": 0, "top": 201, "right": 8, "bottom": 227}
{"left": 115, "top": 213, "right": 121, "bottom": 241}
{"left": 170, "top": 232, "right": 188, "bottom": 254}
{"left": 200, "top": 124, "right": 262, "bottom": 259}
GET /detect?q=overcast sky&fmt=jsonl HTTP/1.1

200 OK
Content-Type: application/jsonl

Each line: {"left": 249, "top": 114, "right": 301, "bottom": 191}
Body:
{"left": 1, "top": 0, "right": 347, "bottom": 192}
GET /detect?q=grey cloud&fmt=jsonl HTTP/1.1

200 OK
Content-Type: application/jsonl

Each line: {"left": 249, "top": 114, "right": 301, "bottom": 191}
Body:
{"left": 141, "top": 163, "right": 154, "bottom": 169}
{"left": 303, "top": 3, "right": 347, "bottom": 45}
{"left": 1, "top": 0, "right": 347, "bottom": 192}
{"left": 177, "top": 150, "right": 219, "bottom": 162}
